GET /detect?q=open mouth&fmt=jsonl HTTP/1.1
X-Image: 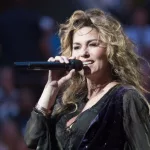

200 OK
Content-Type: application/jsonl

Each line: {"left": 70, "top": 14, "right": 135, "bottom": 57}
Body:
{"left": 83, "top": 60, "right": 94, "bottom": 66}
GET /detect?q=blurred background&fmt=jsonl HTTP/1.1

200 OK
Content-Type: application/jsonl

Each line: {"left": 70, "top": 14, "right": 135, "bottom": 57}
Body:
{"left": 0, "top": 0, "right": 150, "bottom": 149}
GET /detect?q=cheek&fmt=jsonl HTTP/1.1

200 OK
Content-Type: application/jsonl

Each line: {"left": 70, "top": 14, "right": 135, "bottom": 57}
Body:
{"left": 71, "top": 51, "right": 79, "bottom": 58}
{"left": 92, "top": 50, "right": 105, "bottom": 59}
{"left": 94, "top": 47, "right": 107, "bottom": 59}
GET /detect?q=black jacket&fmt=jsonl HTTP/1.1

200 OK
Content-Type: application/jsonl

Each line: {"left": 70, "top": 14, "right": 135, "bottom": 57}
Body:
{"left": 24, "top": 85, "right": 150, "bottom": 150}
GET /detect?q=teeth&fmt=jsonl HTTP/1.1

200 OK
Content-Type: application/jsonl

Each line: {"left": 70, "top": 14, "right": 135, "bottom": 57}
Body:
{"left": 83, "top": 61, "right": 93, "bottom": 65}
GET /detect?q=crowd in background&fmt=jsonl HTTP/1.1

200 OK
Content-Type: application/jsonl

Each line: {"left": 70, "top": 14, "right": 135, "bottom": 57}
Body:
{"left": 0, "top": 0, "right": 150, "bottom": 149}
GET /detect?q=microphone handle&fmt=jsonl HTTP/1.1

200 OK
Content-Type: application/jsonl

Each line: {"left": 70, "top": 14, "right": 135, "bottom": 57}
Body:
{"left": 14, "top": 62, "right": 71, "bottom": 70}
{"left": 14, "top": 60, "right": 83, "bottom": 71}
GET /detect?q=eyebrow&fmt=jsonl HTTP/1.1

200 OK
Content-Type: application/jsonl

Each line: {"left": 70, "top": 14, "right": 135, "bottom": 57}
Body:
{"left": 73, "top": 39, "right": 100, "bottom": 45}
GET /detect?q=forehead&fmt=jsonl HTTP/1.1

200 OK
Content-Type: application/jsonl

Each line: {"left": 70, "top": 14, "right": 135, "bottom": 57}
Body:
{"left": 73, "top": 27, "right": 99, "bottom": 43}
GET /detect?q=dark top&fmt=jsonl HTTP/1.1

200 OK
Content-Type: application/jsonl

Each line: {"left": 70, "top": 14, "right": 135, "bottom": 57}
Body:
{"left": 24, "top": 84, "right": 150, "bottom": 150}
{"left": 55, "top": 84, "right": 125, "bottom": 150}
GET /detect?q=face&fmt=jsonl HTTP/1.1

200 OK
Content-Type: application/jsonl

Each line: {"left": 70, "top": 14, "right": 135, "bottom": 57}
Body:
{"left": 72, "top": 27, "right": 111, "bottom": 80}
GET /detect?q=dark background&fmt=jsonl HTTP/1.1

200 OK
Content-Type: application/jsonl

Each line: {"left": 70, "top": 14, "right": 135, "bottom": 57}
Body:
{"left": 0, "top": 0, "right": 150, "bottom": 149}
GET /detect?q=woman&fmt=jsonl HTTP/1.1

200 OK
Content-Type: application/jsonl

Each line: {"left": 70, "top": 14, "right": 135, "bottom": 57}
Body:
{"left": 24, "top": 9, "right": 150, "bottom": 150}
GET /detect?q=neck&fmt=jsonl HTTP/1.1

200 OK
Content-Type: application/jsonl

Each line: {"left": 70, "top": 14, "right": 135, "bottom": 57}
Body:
{"left": 86, "top": 77, "right": 114, "bottom": 99}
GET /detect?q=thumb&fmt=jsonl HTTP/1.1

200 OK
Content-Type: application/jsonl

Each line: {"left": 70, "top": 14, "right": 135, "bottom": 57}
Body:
{"left": 58, "top": 69, "right": 75, "bottom": 87}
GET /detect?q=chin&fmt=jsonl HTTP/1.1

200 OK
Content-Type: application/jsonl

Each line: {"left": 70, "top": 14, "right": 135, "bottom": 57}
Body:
{"left": 79, "top": 66, "right": 92, "bottom": 76}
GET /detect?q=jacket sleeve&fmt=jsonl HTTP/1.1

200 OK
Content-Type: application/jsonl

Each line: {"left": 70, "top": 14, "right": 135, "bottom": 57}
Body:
{"left": 123, "top": 89, "right": 150, "bottom": 150}
{"left": 24, "top": 110, "right": 52, "bottom": 150}
{"left": 24, "top": 97, "right": 62, "bottom": 150}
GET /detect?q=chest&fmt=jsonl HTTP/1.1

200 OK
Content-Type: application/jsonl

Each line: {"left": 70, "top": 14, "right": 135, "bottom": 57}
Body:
{"left": 66, "top": 89, "right": 113, "bottom": 127}
{"left": 55, "top": 96, "right": 125, "bottom": 150}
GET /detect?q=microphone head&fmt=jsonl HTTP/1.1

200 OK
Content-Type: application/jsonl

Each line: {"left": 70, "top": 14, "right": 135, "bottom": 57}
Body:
{"left": 69, "top": 59, "right": 83, "bottom": 71}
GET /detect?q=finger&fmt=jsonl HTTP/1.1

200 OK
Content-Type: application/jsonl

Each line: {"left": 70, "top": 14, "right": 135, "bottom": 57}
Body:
{"left": 69, "top": 56, "right": 76, "bottom": 60}
{"left": 58, "top": 69, "right": 75, "bottom": 87}
{"left": 58, "top": 69, "right": 75, "bottom": 86}
{"left": 66, "top": 69, "right": 76, "bottom": 79}
{"left": 61, "top": 56, "right": 69, "bottom": 63}
{"left": 48, "top": 57, "right": 55, "bottom": 62}
{"left": 47, "top": 58, "right": 55, "bottom": 73}
{"left": 55, "top": 56, "right": 65, "bottom": 63}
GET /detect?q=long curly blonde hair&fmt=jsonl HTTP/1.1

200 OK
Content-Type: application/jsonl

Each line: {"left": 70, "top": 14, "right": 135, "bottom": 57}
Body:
{"left": 55, "top": 8, "right": 149, "bottom": 114}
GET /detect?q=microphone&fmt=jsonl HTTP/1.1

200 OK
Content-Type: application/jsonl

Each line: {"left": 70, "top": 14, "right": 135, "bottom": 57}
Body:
{"left": 14, "top": 59, "right": 83, "bottom": 71}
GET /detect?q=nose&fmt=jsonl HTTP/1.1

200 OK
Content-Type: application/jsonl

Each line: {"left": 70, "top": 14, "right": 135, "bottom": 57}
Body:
{"left": 80, "top": 49, "right": 90, "bottom": 58}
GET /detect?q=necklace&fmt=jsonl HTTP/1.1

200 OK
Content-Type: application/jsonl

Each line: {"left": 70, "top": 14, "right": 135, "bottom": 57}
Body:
{"left": 90, "top": 80, "right": 114, "bottom": 91}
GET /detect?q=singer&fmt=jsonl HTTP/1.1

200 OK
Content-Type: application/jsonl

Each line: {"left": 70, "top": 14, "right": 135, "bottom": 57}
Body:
{"left": 24, "top": 8, "right": 150, "bottom": 150}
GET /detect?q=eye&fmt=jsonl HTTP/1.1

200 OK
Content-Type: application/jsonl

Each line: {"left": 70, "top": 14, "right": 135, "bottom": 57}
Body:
{"left": 73, "top": 46, "right": 80, "bottom": 50}
{"left": 89, "top": 42, "right": 99, "bottom": 47}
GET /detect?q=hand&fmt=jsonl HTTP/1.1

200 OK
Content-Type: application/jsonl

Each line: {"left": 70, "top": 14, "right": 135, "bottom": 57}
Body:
{"left": 37, "top": 56, "right": 76, "bottom": 110}
{"left": 47, "top": 56, "right": 76, "bottom": 88}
